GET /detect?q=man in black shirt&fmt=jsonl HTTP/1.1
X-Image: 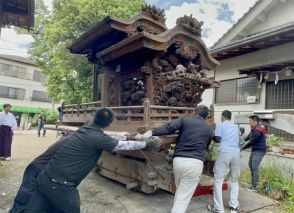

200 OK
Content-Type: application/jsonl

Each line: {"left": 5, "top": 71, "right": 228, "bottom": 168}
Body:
{"left": 142, "top": 105, "right": 214, "bottom": 213}
{"left": 25, "top": 108, "right": 161, "bottom": 213}
{"left": 10, "top": 133, "right": 72, "bottom": 213}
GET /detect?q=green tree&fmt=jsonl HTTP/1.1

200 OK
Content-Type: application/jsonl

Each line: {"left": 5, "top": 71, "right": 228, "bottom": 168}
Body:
{"left": 29, "top": 0, "right": 145, "bottom": 103}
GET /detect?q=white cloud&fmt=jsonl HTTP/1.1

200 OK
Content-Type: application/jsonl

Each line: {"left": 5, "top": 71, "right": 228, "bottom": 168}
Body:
{"left": 0, "top": 28, "right": 34, "bottom": 57}
{"left": 164, "top": 0, "right": 257, "bottom": 47}
{"left": 0, "top": 0, "right": 257, "bottom": 57}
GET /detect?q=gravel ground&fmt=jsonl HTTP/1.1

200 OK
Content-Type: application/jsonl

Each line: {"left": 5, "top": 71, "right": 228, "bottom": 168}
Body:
{"left": 0, "top": 130, "right": 282, "bottom": 213}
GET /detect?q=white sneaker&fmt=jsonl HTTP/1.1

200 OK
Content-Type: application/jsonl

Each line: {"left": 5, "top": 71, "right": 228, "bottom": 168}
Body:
{"left": 4, "top": 157, "right": 11, "bottom": 161}
{"left": 207, "top": 204, "right": 225, "bottom": 213}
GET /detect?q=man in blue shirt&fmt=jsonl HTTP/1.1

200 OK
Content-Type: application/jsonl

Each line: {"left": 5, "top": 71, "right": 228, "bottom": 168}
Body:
{"left": 208, "top": 110, "right": 240, "bottom": 213}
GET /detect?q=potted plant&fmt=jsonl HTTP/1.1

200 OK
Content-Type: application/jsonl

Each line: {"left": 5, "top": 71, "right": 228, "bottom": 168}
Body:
{"left": 266, "top": 134, "right": 284, "bottom": 153}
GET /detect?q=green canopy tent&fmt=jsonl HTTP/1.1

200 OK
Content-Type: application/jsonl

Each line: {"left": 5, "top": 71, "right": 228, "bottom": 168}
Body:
{"left": 11, "top": 105, "right": 43, "bottom": 113}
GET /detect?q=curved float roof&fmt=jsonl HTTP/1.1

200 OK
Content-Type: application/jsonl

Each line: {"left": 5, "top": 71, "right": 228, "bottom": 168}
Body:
{"left": 68, "top": 6, "right": 219, "bottom": 70}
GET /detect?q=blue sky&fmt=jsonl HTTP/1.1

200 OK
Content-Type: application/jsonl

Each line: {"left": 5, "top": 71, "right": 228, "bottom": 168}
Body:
{"left": 0, "top": 0, "right": 257, "bottom": 57}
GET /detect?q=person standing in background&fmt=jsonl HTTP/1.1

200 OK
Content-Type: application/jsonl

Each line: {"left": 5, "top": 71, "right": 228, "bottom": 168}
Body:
{"left": 57, "top": 101, "right": 65, "bottom": 123}
{"left": 38, "top": 112, "right": 47, "bottom": 137}
{"left": 0, "top": 104, "right": 17, "bottom": 161}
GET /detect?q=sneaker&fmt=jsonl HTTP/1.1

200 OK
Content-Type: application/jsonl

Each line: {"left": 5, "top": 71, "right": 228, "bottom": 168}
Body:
{"left": 230, "top": 205, "right": 240, "bottom": 213}
{"left": 4, "top": 157, "right": 11, "bottom": 161}
{"left": 207, "top": 204, "right": 225, "bottom": 213}
{"left": 246, "top": 187, "right": 257, "bottom": 192}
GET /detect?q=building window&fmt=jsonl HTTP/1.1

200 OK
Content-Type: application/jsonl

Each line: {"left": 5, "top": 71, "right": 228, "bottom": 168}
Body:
{"left": 0, "top": 86, "right": 25, "bottom": 99}
{"left": 32, "top": 90, "right": 51, "bottom": 102}
{"left": 0, "top": 63, "right": 29, "bottom": 79}
{"left": 33, "top": 70, "right": 46, "bottom": 82}
{"left": 266, "top": 79, "right": 294, "bottom": 109}
{"left": 215, "top": 77, "right": 260, "bottom": 104}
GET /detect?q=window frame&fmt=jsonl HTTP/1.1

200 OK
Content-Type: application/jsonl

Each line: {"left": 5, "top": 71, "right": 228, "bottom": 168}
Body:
{"left": 214, "top": 77, "right": 261, "bottom": 105}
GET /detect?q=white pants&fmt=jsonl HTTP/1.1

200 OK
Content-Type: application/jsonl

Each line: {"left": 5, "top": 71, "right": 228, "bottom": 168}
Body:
{"left": 171, "top": 157, "right": 203, "bottom": 213}
{"left": 213, "top": 151, "right": 240, "bottom": 211}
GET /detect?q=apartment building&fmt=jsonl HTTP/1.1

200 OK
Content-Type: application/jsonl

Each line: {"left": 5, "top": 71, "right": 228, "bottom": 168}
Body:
{"left": 0, "top": 54, "right": 53, "bottom": 128}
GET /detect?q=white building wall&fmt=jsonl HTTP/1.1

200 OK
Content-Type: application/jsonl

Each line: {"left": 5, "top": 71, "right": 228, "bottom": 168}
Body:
{"left": 0, "top": 57, "right": 52, "bottom": 109}
{"left": 248, "top": 0, "right": 294, "bottom": 35}
{"left": 204, "top": 42, "right": 294, "bottom": 131}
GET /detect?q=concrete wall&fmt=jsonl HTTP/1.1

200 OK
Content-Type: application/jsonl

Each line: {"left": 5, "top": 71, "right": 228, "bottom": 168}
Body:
{"left": 240, "top": 151, "right": 294, "bottom": 179}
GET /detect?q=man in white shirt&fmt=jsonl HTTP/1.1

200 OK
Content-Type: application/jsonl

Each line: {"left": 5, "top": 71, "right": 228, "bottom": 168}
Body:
{"left": 0, "top": 104, "right": 17, "bottom": 161}
{"left": 208, "top": 110, "right": 240, "bottom": 213}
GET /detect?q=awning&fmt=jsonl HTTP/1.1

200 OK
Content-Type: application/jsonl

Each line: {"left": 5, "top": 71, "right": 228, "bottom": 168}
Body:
{"left": 11, "top": 105, "right": 42, "bottom": 113}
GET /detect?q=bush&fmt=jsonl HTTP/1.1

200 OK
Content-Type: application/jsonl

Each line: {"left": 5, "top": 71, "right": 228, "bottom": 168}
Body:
{"left": 267, "top": 134, "right": 285, "bottom": 146}
{"left": 45, "top": 111, "right": 58, "bottom": 124}
{"left": 240, "top": 166, "right": 294, "bottom": 212}
{"left": 29, "top": 110, "right": 58, "bottom": 127}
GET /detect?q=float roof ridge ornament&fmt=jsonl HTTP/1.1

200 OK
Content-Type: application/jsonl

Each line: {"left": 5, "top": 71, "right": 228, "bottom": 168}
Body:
{"left": 141, "top": 5, "right": 166, "bottom": 24}
{"left": 176, "top": 15, "right": 204, "bottom": 37}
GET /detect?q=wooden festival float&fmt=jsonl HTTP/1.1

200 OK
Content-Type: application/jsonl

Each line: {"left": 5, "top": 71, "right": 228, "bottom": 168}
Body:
{"left": 63, "top": 6, "right": 220, "bottom": 194}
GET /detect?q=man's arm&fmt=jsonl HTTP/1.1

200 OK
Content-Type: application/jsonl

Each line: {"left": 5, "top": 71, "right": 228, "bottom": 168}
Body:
{"left": 112, "top": 136, "right": 161, "bottom": 151}
{"left": 11, "top": 114, "right": 17, "bottom": 132}
{"left": 108, "top": 134, "right": 127, "bottom": 141}
{"left": 242, "top": 130, "right": 262, "bottom": 150}
{"left": 112, "top": 140, "right": 146, "bottom": 151}
{"left": 152, "top": 117, "right": 184, "bottom": 136}
{"left": 213, "top": 123, "right": 222, "bottom": 143}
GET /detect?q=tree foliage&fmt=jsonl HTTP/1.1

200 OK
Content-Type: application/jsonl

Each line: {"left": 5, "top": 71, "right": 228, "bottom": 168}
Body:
{"left": 29, "top": 0, "right": 145, "bottom": 103}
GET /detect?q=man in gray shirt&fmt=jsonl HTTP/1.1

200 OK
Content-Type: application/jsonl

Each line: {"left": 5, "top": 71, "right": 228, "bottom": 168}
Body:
{"left": 25, "top": 108, "right": 161, "bottom": 213}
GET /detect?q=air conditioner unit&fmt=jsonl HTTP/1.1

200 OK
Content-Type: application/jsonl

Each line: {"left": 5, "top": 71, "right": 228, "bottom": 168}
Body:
{"left": 247, "top": 96, "right": 257, "bottom": 103}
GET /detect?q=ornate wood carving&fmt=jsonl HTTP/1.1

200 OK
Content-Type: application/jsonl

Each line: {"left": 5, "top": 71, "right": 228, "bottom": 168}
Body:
{"left": 141, "top": 5, "right": 166, "bottom": 24}
{"left": 176, "top": 15, "right": 204, "bottom": 36}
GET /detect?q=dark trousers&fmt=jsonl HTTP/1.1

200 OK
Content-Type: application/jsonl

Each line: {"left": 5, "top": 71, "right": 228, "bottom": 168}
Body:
{"left": 9, "top": 163, "right": 40, "bottom": 213}
{"left": 0, "top": 125, "right": 13, "bottom": 157}
{"left": 26, "top": 172, "right": 80, "bottom": 213}
{"left": 249, "top": 151, "right": 265, "bottom": 188}
{"left": 9, "top": 164, "right": 54, "bottom": 213}
{"left": 38, "top": 123, "right": 46, "bottom": 136}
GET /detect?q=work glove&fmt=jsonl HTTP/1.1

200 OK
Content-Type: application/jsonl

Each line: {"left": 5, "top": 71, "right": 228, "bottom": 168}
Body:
{"left": 145, "top": 136, "right": 162, "bottom": 148}
{"left": 126, "top": 132, "right": 143, "bottom": 141}
{"left": 142, "top": 130, "right": 153, "bottom": 140}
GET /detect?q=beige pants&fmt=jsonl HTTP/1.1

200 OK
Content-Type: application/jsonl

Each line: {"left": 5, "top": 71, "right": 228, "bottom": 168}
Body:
{"left": 171, "top": 157, "right": 204, "bottom": 213}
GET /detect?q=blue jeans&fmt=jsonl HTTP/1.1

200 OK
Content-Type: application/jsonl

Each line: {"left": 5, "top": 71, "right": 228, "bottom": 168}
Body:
{"left": 38, "top": 123, "right": 46, "bottom": 136}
